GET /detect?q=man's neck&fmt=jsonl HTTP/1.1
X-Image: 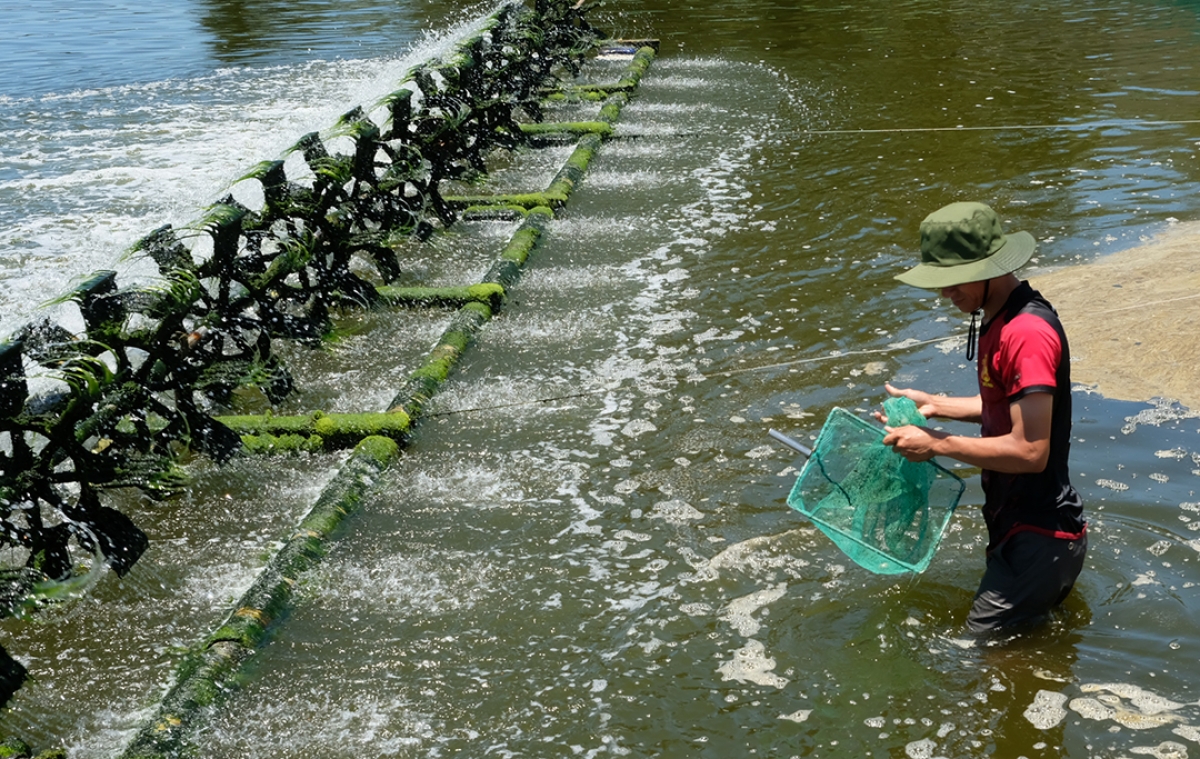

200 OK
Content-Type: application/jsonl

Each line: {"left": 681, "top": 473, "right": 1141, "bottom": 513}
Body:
{"left": 982, "top": 274, "right": 1022, "bottom": 322}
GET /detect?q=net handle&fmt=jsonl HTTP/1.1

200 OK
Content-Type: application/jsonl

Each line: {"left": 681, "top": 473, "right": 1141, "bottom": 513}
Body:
{"left": 768, "top": 428, "right": 812, "bottom": 458}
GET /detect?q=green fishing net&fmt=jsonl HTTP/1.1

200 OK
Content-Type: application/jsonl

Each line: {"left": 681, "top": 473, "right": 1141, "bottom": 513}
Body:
{"left": 786, "top": 397, "right": 965, "bottom": 574}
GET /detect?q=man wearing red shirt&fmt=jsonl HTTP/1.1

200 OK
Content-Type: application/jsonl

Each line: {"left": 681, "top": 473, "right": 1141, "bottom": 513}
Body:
{"left": 881, "top": 201, "right": 1086, "bottom": 633}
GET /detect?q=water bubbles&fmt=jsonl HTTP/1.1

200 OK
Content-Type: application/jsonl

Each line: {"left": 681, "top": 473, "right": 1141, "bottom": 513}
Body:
{"left": 719, "top": 584, "right": 787, "bottom": 637}
{"left": 646, "top": 499, "right": 703, "bottom": 525}
{"left": 904, "top": 737, "right": 938, "bottom": 759}
{"left": 1097, "top": 478, "right": 1130, "bottom": 491}
{"left": 1122, "top": 401, "right": 1200, "bottom": 435}
{"left": 745, "top": 445, "right": 775, "bottom": 460}
{"left": 1156, "top": 449, "right": 1188, "bottom": 459}
{"left": 1071, "top": 683, "right": 1188, "bottom": 730}
{"left": 1173, "top": 725, "right": 1200, "bottom": 743}
{"left": 1070, "top": 697, "right": 1116, "bottom": 721}
{"left": 716, "top": 639, "right": 788, "bottom": 688}
{"left": 614, "top": 479, "right": 639, "bottom": 494}
{"left": 613, "top": 530, "right": 652, "bottom": 543}
{"left": 1128, "top": 740, "right": 1189, "bottom": 759}
{"left": 780, "top": 709, "right": 812, "bottom": 723}
{"left": 1148, "top": 541, "right": 1172, "bottom": 557}
{"left": 1023, "top": 690, "right": 1069, "bottom": 729}
{"left": 621, "top": 419, "right": 657, "bottom": 438}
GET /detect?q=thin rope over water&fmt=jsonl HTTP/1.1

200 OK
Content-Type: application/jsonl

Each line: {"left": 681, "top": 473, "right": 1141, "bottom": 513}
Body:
{"left": 715, "top": 334, "right": 961, "bottom": 377}
{"left": 800, "top": 118, "right": 1200, "bottom": 136}
{"left": 431, "top": 334, "right": 965, "bottom": 415}
{"left": 1093, "top": 291, "right": 1200, "bottom": 315}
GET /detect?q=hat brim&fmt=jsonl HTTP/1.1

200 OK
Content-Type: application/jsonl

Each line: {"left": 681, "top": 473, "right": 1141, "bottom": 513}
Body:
{"left": 894, "top": 230, "right": 1037, "bottom": 290}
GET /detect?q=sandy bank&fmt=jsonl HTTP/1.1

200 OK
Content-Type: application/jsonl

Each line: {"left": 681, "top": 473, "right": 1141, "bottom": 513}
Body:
{"left": 1031, "top": 221, "right": 1200, "bottom": 410}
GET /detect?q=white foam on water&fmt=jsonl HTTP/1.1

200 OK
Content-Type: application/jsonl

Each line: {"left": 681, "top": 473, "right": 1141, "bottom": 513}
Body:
{"left": 621, "top": 418, "right": 658, "bottom": 438}
{"left": 1111, "top": 711, "right": 1186, "bottom": 731}
{"left": 1070, "top": 697, "right": 1117, "bottom": 721}
{"left": 639, "top": 75, "right": 711, "bottom": 91}
{"left": 716, "top": 639, "right": 788, "bottom": 688}
{"left": 194, "top": 685, "right": 429, "bottom": 758}
{"left": 1129, "top": 741, "right": 1190, "bottom": 759}
{"left": 780, "top": 709, "right": 813, "bottom": 723}
{"left": 173, "top": 556, "right": 269, "bottom": 608}
{"left": 519, "top": 263, "right": 631, "bottom": 292}
{"left": 430, "top": 374, "right": 600, "bottom": 419}
{"left": 690, "top": 530, "right": 814, "bottom": 583}
{"left": 1122, "top": 400, "right": 1200, "bottom": 435}
{"left": 719, "top": 583, "right": 787, "bottom": 637}
{"left": 307, "top": 551, "right": 505, "bottom": 616}
{"left": 479, "top": 310, "right": 616, "bottom": 348}
{"left": 1023, "top": 689, "right": 1069, "bottom": 730}
{"left": 61, "top": 707, "right": 149, "bottom": 759}
{"left": 904, "top": 737, "right": 938, "bottom": 759}
{"left": 582, "top": 169, "right": 670, "bottom": 188}
{"left": 1156, "top": 449, "right": 1189, "bottom": 459}
{"left": 745, "top": 444, "right": 776, "bottom": 460}
{"left": 693, "top": 326, "right": 746, "bottom": 344}
{"left": 1147, "top": 541, "right": 1173, "bottom": 557}
{"left": 1080, "top": 683, "right": 1187, "bottom": 715}
{"left": 646, "top": 499, "right": 703, "bottom": 524}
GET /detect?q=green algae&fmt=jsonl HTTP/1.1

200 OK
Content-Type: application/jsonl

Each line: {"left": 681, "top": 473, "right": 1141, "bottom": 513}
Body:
{"left": 519, "top": 120, "right": 614, "bottom": 137}
{"left": 218, "top": 410, "right": 413, "bottom": 451}
{"left": 377, "top": 282, "right": 506, "bottom": 309}
{"left": 120, "top": 436, "right": 400, "bottom": 759}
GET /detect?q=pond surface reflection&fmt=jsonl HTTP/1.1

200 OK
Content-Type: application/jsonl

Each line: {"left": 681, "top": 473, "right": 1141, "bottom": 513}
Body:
{"left": 2, "top": 1, "right": 1200, "bottom": 757}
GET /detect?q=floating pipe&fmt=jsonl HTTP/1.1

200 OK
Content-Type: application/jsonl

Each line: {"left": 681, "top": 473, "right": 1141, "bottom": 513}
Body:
{"left": 119, "top": 436, "right": 401, "bottom": 759}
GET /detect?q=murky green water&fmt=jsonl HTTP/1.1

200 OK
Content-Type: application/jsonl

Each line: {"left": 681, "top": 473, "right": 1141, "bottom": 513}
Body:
{"left": 3, "top": 1, "right": 1200, "bottom": 757}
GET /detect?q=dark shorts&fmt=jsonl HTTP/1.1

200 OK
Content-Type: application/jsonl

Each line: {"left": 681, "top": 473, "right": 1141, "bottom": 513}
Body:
{"left": 967, "top": 529, "right": 1087, "bottom": 633}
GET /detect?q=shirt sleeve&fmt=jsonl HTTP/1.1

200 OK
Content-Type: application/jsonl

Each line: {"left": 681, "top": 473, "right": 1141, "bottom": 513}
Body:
{"left": 999, "top": 313, "right": 1061, "bottom": 400}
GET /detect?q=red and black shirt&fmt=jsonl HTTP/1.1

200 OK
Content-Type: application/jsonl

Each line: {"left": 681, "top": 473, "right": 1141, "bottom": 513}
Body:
{"left": 977, "top": 281, "right": 1086, "bottom": 552}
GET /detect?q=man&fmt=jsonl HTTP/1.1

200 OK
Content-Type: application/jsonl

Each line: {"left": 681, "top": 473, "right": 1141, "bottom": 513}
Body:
{"left": 881, "top": 201, "right": 1086, "bottom": 633}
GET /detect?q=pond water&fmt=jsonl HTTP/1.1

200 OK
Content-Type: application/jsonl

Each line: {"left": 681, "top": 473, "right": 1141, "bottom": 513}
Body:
{"left": 2, "top": 1, "right": 1200, "bottom": 757}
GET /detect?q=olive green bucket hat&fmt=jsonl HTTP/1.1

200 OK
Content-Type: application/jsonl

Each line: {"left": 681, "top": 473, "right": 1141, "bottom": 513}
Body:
{"left": 895, "top": 202, "right": 1037, "bottom": 289}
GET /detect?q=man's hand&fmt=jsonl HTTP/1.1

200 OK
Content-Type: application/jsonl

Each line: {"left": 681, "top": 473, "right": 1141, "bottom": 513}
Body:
{"left": 881, "top": 424, "right": 948, "bottom": 462}
{"left": 873, "top": 383, "right": 938, "bottom": 425}
{"left": 875, "top": 382, "right": 984, "bottom": 425}
{"left": 882, "top": 392, "right": 1053, "bottom": 473}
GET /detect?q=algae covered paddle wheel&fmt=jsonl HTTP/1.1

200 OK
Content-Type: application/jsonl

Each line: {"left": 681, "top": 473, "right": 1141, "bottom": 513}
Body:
{"left": 0, "top": 0, "right": 650, "bottom": 728}
{"left": 779, "top": 397, "right": 966, "bottom": 574}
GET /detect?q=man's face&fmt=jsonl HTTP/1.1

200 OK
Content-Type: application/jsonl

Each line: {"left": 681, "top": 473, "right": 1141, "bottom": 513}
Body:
{"left": 940, "top": 280, "right": 987, "bottom": 314}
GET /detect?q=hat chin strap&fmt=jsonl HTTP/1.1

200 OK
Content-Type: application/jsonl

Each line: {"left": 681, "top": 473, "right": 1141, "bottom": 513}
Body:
{"left": 965, "top": 279, "right": 989, "bottom": 362}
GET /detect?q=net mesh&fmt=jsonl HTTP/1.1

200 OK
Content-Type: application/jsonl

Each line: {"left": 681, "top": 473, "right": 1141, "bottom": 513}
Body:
{"left": 786, "top": 398, "right": 965, "bottom": 574}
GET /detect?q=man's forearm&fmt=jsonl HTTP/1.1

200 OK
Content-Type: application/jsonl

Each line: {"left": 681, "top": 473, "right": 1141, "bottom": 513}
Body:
{"left": 927, "top": 428, "right": 1049, "bottom": 474}
{"left": 928, "top": 394, "right": 983, "bottom": 424}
